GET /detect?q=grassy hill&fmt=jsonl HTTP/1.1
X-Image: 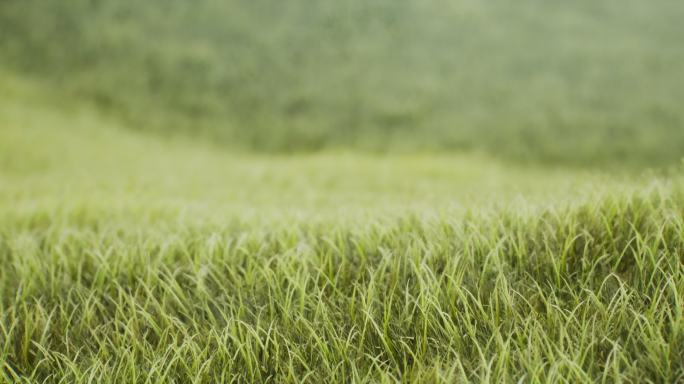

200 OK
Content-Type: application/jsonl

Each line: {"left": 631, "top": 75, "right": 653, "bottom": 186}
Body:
{"left": 2, "top": 0, "right": 684, "bottom": 165}
{"left": 1, "top": 66, "right": 683, "bottom": 383}
{"left": 1, "top": 2, "right": 684, "bottom": 382}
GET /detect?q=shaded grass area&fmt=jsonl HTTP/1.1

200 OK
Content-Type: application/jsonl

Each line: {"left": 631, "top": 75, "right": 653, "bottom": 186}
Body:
{"left": 1, "top": 190, "right": 683, "bottom": 382}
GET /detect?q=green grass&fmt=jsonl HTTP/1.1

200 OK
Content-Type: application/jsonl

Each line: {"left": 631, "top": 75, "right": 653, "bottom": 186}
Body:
{"left": 2, "top": 191, "right": 683, "bottom": 382}
{"left": 1, "top": 73, "right": 684, "bottom": 382}
{"left": 1, "top": 1, "right": 684, "bottom": 380}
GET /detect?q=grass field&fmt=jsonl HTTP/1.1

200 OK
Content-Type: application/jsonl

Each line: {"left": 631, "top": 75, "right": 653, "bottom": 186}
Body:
{"left": 2, "top": 1, "right": 684, "bottom": 382}
{"left": 2, "top": 72, "right": 683, "bottom": 383}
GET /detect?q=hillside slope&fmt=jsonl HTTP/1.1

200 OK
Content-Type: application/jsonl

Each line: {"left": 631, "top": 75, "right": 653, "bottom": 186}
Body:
{"left": 1, "top": 75, "right": 683, "bottom": 383}
{"left": 2, "top": 0, "right": 684, "bottom": 165}
{"left": 0, "top": 72, "right": 645, "bottom": 224}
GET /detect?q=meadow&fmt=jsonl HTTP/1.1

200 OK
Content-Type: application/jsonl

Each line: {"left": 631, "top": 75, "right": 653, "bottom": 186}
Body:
{"left": 1, "top": 1, "right": 684, "bottom": 382}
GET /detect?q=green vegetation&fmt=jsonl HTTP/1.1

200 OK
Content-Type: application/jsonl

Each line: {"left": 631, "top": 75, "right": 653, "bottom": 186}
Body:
{"left": 1, "top": 70, "right": 683, "bottom": 383}
{"left": 1, "top": 1, "right": 684, "bottom": 382}
{"left": 3, "top": 190, "right": 684, "bottom": 382}
{"left": 2, "top": 0, "right": 684, "bottom": 165}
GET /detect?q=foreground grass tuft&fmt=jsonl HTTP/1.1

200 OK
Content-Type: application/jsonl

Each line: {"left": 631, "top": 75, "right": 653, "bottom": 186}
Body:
{"left": 1, "top": 190, "right": 682, "bottom": 383}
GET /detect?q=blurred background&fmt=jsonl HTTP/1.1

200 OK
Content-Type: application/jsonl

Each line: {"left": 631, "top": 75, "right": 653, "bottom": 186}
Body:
{"left": 1, "top": 0, "right": 684, "bottom": 168}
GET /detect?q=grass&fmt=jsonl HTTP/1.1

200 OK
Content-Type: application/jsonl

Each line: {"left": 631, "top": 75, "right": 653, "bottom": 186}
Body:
{"left": 2, "top": 0, "right": 684, "bottom": 379}
{"left": 2, "top": 191, "right": 684, "bottom": 382}
{"left": 1, "top": 73, "right": 683, "bottom": 382}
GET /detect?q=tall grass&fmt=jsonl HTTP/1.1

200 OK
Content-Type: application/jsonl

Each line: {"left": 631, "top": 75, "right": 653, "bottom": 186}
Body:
{"left": 1, "top": 189, "right": 682, "bottom": 382}
{"left": 1, "top": 6, "right": 683, "bottom": 382}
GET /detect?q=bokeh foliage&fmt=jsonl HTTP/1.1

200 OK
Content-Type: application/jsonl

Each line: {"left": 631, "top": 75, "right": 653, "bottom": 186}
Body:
{"left": 2, "top": 0, "right": 684, "bottom": 165}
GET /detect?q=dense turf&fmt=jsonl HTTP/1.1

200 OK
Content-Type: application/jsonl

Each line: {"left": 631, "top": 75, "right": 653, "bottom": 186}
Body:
{"left": 2, "top": 1, "right": 684, "bottom": 381}
{"left": 1, "top": 75, "right": 683, "bottom": 382}
{"left": 2, "top": 188, "right": 683, "bottom": 382}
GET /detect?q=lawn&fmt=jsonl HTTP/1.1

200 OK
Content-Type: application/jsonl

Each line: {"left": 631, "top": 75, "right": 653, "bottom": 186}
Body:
{"left": 1, "top": 74, "right": 683, "bottom": 383}
{"left": 1, "top": 0, "right": 684, "bottom": 381}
